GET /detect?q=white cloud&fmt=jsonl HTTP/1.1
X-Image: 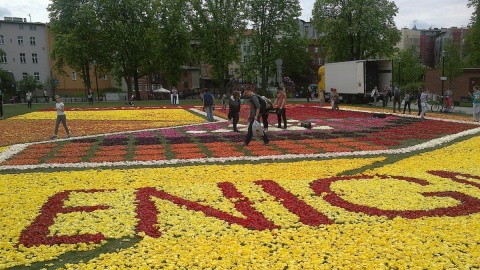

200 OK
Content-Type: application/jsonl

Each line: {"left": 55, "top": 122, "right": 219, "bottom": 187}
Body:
{"left": 0, "top": 0, "right": 473, "bottom": 29}
{"left": 0, "top": 0, "right": 51, "bottom": 23}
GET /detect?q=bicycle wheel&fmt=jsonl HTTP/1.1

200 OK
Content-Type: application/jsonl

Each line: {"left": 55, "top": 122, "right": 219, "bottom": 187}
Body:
{"left": 431, "top": 103, "right": 440, "bottom": 112}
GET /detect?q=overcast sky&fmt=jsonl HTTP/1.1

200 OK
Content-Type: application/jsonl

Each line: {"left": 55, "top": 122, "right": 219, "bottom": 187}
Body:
{"left": 0, "top": 0, "right": 474, "bottom": 30}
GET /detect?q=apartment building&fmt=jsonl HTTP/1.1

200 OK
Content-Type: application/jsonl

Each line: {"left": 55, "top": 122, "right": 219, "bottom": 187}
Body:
{"left": 0, "top": 17, "right": 50, "bottom": 97}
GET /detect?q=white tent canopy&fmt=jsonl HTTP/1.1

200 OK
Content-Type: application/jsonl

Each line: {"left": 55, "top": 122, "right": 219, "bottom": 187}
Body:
{"left": 152, "top": 88, "right": 170, "bottom": 93}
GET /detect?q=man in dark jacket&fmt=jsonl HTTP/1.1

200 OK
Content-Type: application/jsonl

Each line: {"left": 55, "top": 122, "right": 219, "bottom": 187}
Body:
{"left": 242, "top": 87, "right": 269, "bottom": 146}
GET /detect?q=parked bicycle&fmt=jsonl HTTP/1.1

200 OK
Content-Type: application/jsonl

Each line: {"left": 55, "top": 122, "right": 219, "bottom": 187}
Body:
{"left": 430, "top": 96, "right": 455, "bottom": 112}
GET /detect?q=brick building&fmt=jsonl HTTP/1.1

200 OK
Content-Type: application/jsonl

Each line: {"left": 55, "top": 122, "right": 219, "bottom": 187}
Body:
{"left": 425, "top": 68, "right": 480, "bottom": 102}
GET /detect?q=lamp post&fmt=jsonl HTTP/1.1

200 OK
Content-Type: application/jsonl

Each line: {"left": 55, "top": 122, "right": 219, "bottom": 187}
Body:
{"left": 93, "top": 60, "right": 100, "bottom": 101}
{"left": 397, "top": 58, "right": 401, "bottom": 88}
{"left": 441, "top": 50, "right": 447, "bottom": 104}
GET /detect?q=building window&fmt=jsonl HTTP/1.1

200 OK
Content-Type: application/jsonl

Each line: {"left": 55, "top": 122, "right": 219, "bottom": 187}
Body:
{"left": 72, "top": 72, "right": 77, "bottom": 80}
{"left": 0, "top": 35, "right": 4, "bottom": 44}
{"left": 32, "top": 53, "right": 38, "bottom": 64}
{"left": 19, "top": 24, "right": 24, "bottom": 30}
{"left": 30, "top": 25, "right": 36, "bottom": 31}
{"left": 30, "top": 37, "right": 36, "bottom": 46}
{"left": 243, "top": 45, "right": 247, "bottom": 52}
{"left": 145, "top": 84, "right": 149, "bottom": 92}
{"left": 20, "top": 53, "right": 26, "bottom": 63}
{"left": 18, "top": 36, "right": 24, "bottom": 45}
{"left": 34, "top": 72, "right": 40, "bottom": 80}
{"left": 314, "top": 47, "right": 318, "bottom": 54}
{"left": 1, "top": 54, "right": 7, "bottom": 63}
{"left": 22, "top": 72, "right": 28, "bottom": 79}
{"left": 152, "top": 84, "right": 157, "bottom": 90}
{"left": 101, "top": 73, "right": 107, "bottom": 80}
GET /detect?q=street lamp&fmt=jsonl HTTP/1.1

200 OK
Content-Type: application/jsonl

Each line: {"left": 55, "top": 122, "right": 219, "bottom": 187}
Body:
{"left": 93, "top": 60, "right": 100, "bottom": 101}
{"left": 397, "top": 58, "right": 401, "bottom": 87}
{"left": 441, "top": 50, "right": 448, "bottom": 104}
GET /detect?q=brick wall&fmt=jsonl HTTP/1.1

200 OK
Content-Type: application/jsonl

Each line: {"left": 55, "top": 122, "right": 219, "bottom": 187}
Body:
{"left": 425, "top": 68, "right": 480, "bottom": 101}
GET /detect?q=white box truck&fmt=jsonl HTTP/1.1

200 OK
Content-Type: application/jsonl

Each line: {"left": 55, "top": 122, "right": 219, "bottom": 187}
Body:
{"left": 318, "top": 59, "right": 393, "bottom": 103}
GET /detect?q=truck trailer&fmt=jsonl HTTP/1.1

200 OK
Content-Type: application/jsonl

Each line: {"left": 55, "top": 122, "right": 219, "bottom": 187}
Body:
{"left": 318, "top": 59, "right": 393, "bottom": 104}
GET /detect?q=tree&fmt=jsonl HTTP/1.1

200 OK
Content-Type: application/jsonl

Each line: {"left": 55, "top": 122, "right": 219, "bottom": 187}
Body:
{"left": 247, "top": 0, "right": 302, "bottom": 94}
{"left": 48, "top": 0, "right": 107, "bottom": 94}
{"left": 312, "top": 0, "right": 401, "bottom": 62}
{"left": 442, "top": 39, "right": 463, "bottom": 88}
{"left": 394, "top": 47, "right": 425, "bottom": 87}
{"left": 277, "top": 35, "right": 315, "bottom": 86}
{"left": 463, "top": 0, "right": 480, "bottom": 66}
{"left": 155, "top": 0, "right": 192, "bottom": 88}
{"left": 97, "top": 0, "right": 162, "bottom": 99}
{"left": 18, "top": 75, "right": 44, "bottom": 95}
{"left": 188, "top": 0, "right": 247, "bottom": 94}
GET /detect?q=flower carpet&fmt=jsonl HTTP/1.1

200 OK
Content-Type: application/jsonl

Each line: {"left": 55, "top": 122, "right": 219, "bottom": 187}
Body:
{"left": 0, "top": 104, "right": 479, "bottom": 269}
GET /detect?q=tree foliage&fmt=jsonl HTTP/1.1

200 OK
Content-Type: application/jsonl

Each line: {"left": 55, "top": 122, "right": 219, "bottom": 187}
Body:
{"left": 312, "top": 0, "right": 401, "bottom": 62}
{"left": 96, "top": 0, "right": 162, "bottom": 98}
{"left": 442, "top": 39, "right": 463, "bottom": 87}
{"left": 155, "top": 0, "right": 192, "bottom": 88}
{"left": 277, "top": 35, "right": 315, "bottom": 86}
{"left": 48, "top": 0, "right": 106, "bottom": 91}
{"left": 463, "top": 0, "right": 480, "bottom": 67}
{"left": 394, "top": 47, "right": 425, "bottom": 87}
{"left": 246, "top": 0, "right": 301, "bottom": 94}
{"left": 18, "top": 75, "right": 44, "bottom": 94}
{"left": 188, "top": 0, "right": 247, "bottom": 93}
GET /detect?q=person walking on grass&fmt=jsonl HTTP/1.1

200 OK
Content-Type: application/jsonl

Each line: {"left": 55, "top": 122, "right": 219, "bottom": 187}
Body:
{"left": 51, "top": 95, "right": 71, "bottom": 139}
{"left": 26, "top": 90, "right": 33, "bottom": 109}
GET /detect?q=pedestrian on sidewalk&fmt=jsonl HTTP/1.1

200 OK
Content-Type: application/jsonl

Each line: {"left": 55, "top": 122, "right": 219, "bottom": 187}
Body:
{"left": 419, "top": 88, "right": 429, "bottom": 119}
{"left": 468, "top": 86, "right": 480, "bottom": 122}
{"left": 382, "top": 84, "right": 390, "bottom": 107}
{"left": 371, "top": 86, "right": 378, "bottom": 106}
{"left": 416, "top": 87, "right": 423, "bottom": 116}
{"left": 392, "top": 86, "right": 401, "bottom": 113}
{"left": 331, "top": 88, "right": 340, "bottom": 110}
{"left": 402, "top": 91, "right": 412, "bottom": 114}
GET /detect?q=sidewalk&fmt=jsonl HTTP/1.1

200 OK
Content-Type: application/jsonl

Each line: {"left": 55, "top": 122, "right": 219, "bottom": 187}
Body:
{"left": 369, "top": 100, "right": 473, "bottom": 115}
{"left": 290, "top": 98, "right": 474, "bottom": 115}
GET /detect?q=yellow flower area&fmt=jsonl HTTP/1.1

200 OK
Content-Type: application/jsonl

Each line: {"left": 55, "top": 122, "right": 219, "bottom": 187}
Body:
{"left": 2, "top": 136, "right": 480, "bottom": 268}
{"left": 0, "top": 147, "right": 7, "bottom": 154}
{"left": 9, "top": 109, "right": 206, "bottom": 123}
{"left": 1, "top": 158, "right": 381, "bottom": 268}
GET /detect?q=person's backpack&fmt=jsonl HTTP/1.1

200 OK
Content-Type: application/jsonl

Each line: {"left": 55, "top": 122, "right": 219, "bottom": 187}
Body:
{"left": 394, "top": 88, "right": 400, "bottom": 98}
{"left": 253, "top": 94, "right": 273, "bottom": 114}
{"left": 229, "top": 99, "right": 240, "bottom": 112}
